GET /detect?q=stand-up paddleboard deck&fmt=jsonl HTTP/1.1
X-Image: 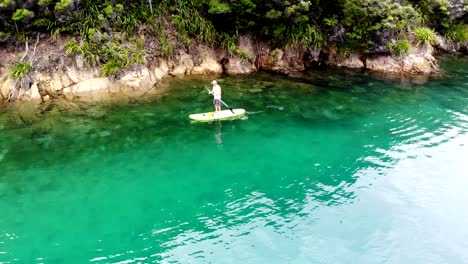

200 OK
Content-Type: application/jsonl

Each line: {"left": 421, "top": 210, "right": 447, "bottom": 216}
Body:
{"left": 189, "top": 109, "right": 246, "bottom": 121}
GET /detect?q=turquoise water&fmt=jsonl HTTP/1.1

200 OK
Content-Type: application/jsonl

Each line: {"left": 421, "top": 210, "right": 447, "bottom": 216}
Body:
{"left": 0, "top": 56, "right": 467, "bottom": 263}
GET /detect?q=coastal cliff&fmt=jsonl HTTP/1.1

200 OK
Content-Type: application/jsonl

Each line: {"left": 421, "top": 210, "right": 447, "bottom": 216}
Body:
{"left": 1, "top": 0, "right": 466, "bottom": 104}
{"left": 0, "top": 34, "right": 452, "bottom": 103}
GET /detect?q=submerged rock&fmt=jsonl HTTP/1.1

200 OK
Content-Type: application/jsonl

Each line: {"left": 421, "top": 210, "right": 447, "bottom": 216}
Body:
{"left": 248, "top": 88, "right": 263, "bottom": 93}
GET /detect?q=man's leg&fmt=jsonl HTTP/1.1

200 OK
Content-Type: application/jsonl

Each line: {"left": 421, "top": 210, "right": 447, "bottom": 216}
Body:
{"left": 216, "top": 100, "right": 221, "bottom": 112}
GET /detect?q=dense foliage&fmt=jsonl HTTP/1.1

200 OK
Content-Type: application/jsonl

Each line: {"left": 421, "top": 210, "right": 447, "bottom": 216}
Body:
{"left": 1, "top": 0, "right": 467, "bottom": 47}
{"left": 1, "top": 0, "right": 467, "bottom": 71}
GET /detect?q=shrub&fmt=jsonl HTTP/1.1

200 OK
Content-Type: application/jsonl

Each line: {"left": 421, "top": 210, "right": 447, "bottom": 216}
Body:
{"left": 65, "top": 39, "right": 82, "bottom": 56}
{"left": 12, "top": 9, "right": 34, "bottom": 21}
{"left": 388, "top": 39, "right": 411, "bottom": 55}
{"left": 220, "top": 34, "right": 249, "bottom": 60}
{"left": 11, "top": 62, "right": 33, "bottom": 79}
{"left": 208, "top": 0, "right": 231, "bottom": 14}
{"left": 343, "top": 0, "right": 419, "bottom": 41}
{"left": 286, "top": 24, "right": 323, "bottom": 48}
{"left": 444, "top": 24, "right": 468, "bottom": 42}
{"left": 337, "top": 39, "right": 367, "bottom": 56}
{"left": 54, "top": 0, "right": 72, "bottom": 11}
{"left": 100, "top": 60, "right": 123, "bottom": 76}
{"left": 414, "top": 27, "right": 437, "bottom": 46}
{"left": 159, "top": 32, "right": 174, "bottom": 57}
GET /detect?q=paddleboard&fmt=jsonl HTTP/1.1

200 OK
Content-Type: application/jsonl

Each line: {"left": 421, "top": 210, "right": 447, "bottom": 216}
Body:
{"left": 189, "top": 109, "right": 246, "bottom": 121}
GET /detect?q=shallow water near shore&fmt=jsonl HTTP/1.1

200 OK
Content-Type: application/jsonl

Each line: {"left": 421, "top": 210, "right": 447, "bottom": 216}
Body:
{"left": 0, "top": 56, "right": 467, "bottom": 263}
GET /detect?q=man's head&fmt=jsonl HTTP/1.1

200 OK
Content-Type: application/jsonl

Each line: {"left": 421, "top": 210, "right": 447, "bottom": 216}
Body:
{"left": 211, "top": 80, "right": 217, "bottom": 85}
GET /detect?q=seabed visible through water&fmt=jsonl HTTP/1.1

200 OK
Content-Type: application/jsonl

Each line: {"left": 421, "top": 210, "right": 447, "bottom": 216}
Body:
{"left": 0, "top": 56, "right": 467, "bottom": 263}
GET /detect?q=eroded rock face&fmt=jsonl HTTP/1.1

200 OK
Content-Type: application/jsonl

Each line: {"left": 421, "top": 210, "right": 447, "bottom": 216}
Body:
{"left": 258, "top": 47, "right": 311, "bottom": 74}
{"left": 324, "top": 49, "right": 365, "bottom": 69}
{"left": 238, "top": 35, "right": 256, "bottom": 60}
{"left": 0, "top": 75, "right": 13, "bottom": 99}
{"left": 23, "top": 82, "right": 41, "bottom": 100}
{"left": 366, "top": 56, "right": 402, "bottom": 74}
{"left": 63, "top": 77, "right": 112, "bottom": 99}
{"left": 224, "top": 57, "right": 257, "bottom": 75}
{"left": 0, "top": 36, "right": 443, "bottom": 104}
{"left": 119, "top": 67, "right": 156, "bottom": 89}
{"left": 169, "top": 50, "right": 194, "bottom": 76}
{"left": 186, "top": 44, "right": 223, "bottom": 75}
{"left": 434, "top": 35, "right": 450, "bottom": 52}
{"left": 366, "top": 47, "right": 439, "bottom": 75}
{"left": 342, "top": 54, "right": 365, "bottom": 69}
{"left": 154, "top": 59, "right": 169, "bottom": 80}
{"left": 66, "top": 67, "right": 98, "bottom": 84}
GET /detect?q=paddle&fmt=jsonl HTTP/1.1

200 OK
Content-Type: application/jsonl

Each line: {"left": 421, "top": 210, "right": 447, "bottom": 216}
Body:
{"left": 206, "top": 88, "right": 235, "bottom": 114}
{"left": 220, "top": 99, "right": 235, "bottom": 114}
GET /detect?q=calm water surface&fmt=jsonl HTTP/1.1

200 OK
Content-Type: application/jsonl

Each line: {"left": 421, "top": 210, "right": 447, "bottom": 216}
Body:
{"left": 0, "top": 56, "right": 467, "bottom": 263}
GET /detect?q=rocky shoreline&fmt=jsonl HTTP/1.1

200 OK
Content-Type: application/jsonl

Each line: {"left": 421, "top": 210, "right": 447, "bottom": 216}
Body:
{"left": 0, "top": 34, "right": 460, "bottom": 104}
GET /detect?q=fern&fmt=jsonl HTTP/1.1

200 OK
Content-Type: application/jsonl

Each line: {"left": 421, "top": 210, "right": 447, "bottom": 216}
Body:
{"left": 100, "top": 60, "right": 123, "bottom": 76}
{"left": 414, "top": 27, "right": 436, "bottom": 47}
{"left": 444, "top": 24, "right": 468, "bottom": 42}
{"left": 387, "top": 39, "right": 411, "bottom": 55}
{"left": 11, "top": 62, "right": 33, "bottom": 79}
{"left": 65, "top": 39, "right": 82, "bottom": 56}
{"left": 12, "top": 9, "right": 33, "bottom": 21}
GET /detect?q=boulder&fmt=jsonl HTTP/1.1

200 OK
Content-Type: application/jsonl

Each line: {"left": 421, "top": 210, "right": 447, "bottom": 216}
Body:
{"left": 119, "top": 67, "right": 156, "bottom": 89}
{"left": 366, "top": 56, "right": 402, "bottom": 74}
{"left": 189, "top": 44, "right": 223, "bottom": 75}
{"left": 23, "top": 82, "right": 41, "bottom": 100}
{"left": 342, "top": 54, "right": 365, "bottom": 69}
{"left": 154, "top": 59, "right": 169, "bottom": 80}
{"left": 433, "top": 35, "right": 450, "bottom": 52}
{"left": 64, "top": 77, "right": 112, "bottom": 100}
{"left": 180, "top": 52, "right": 195, "bottom": 68}
{"left": 33, "top": 71, "right": 73, "bottom": 94}
{"left": 324, "top": 49, "right": 364, "bottom": 69}
{"left": 402, "top": 54, "right": 432, "bottom": 74}
{"left": 238, "top": 35, "right": 256, "bottom": 60}
{"left": 61, "top": 72, "right": 74, "bottom": 88}
{"left": 259, "top": 48, "right": 287, "bottom": 73}
{"left": 169, "top": 51, "right": 194, "bottom": 76}
{"left": 259, "top": 47, "right": 306, "bottom": 74}
{"left": 305, "top": 49, "right": 321, "bottom": 66}
{"left": 67, "top": 67, "right": 98, "bottom": 83}
{"left": 224, "top": 57, "right": 256, "bottom": 75}
{"left": 37, "top": 80, "right": 52, "bottom": 98}
{"left": 366, "top": 46, "right": 439, "bottom": 75}
{"left": 75, "top": 55, "right": 85, "bottom": 70}
{"left": 0, "top": 75, "right": 13, "bottom": 99}
{"left": 171, "top": 65, "right": 188, "bottom": 76}
{"left": 190, "top": 66, "right": 207, "bottom": 75}
{"left": 50, "top": 73, "right": 65, "bottom": 92}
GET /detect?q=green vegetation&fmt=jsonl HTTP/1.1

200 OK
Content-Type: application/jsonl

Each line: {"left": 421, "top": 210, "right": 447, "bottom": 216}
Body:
{"left": 388, "top": 39, "right": 411, "bottom": 55}
{"left": 11, "top": 9, "right": 34, "bottom": 21}
{"left": 0, "top": 0, "right": 466, "bottom": 70}
{"left": 221, "top": 34, "right": 249, "bottom": 60}
{"left": 444, "top": 23, "right": 468, "bottom": 42}
{"left": 414, "top": 27, "right": 437, "bottom": 47}
{"left": 65, "top": 35, "right": 145, "bottom": 77}
{"left": 10, "top": 62, "right": 33, "bottom": 79}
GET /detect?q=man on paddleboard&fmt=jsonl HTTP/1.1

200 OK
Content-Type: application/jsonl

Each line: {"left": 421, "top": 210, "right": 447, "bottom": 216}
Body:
{"left": 209, "top": 80, "right": 222, "bottom": 113}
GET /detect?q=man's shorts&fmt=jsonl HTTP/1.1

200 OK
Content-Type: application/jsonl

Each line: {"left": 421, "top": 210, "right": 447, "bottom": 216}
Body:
{"left": 213, "top": 99, "right": 221, "bottom": 106}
